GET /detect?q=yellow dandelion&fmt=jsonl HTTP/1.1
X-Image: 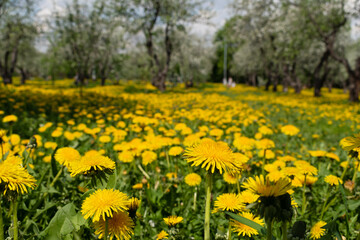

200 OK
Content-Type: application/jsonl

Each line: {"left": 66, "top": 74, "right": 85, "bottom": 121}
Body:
{"left": 294, "top": 161, "right": 318, "bottom": 176}
{"left": 168, "top": 146, "right": 183, "bottom": 156}
{"left": 81, "top": 189, "right": 130, "bottom": 222}
{"left": 55, "top": 147, "right": 81, "bottom": 168}
{"left": 163, "top": 216, "right": 183, "bottom": 226}
{"left": 258, "top": 126, "right": 273, "bottom": 135}
{"left": 308, "top": 150, "right": 327, "bottom": 157}
{"left": 256, "top": 139, "right": 275, "bottom": 150}
{"left": 166, "top": 172, "right": 177, "bottom": 180}
{"left": 99, "top": 135, "right": 111, "bottom": 143}
{"left": 132, "top": 183, "right": 143, "bottom": 189}
{"left": 231, "top": 212, "right": 264, "bottom": 237}
{"left": 141, "top": 151, "right": 157, "bottom": 166}
{"left": 0, "top": 155, "right": 36, "bottom": 195}
{"left": 93, "top": 211, "right": 134, "bottom": 240}
{"left": 69, "top": 152, "right": 115, "bottom": 177}
{"left": 127, "top": 197, "right": 140, "bottom": 211}
{"left": 44, "top": 142, "right": 57, "bottom": 150}
{"left": 118, "top": 151, "right": 134, "bottom": 163}
{"left": 184, "top": 173, "right": 201, "bottom": 186}
{"left": 2, "top": 115, "right": 18, "bottom": 123}
{"left": 223, "top": 172, "right": 240, "bottom": 184}
{"left": 324, "top": 175, "right": 342, "bottom": 186}
{"left": 280, "top": 125, "right": 300, "bottom": 136}
{"left": 243, "top": 175, "right": 292, "bottom": 197}
{"left": 213, "top": 193, "right": 244, "bottom": 213}
{"left": 239, "top": 190, "right": 259, "bottom": 204}
{"left": 156, "top": 230, "right": 169, "bottom": 240}
{"left": 310, "top": 221, "right": 327, "bottom": 239}
{"left": 340, "top": 133, "right": 360, "bottom": 151}
{"left": 184, "top": 138, "right": 241, "bottom": 174}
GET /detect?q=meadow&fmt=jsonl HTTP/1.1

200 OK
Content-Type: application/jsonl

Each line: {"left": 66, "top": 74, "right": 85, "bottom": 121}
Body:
{"left": 1, "top": 80, "right": 360, "bottom": 240}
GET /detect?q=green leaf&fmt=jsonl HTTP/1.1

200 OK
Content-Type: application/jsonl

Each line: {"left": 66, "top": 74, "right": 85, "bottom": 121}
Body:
{"left": 40, "top": 203, "right": 84, "bottom": 239}
{"left": 106, "top": 169, "right": 116, "bottom": 189}
{"left": 338, "top": 183, "right": 350, "bottom": 238}
{"left": 225, "top": 211, "right": 266, "bottom": 233}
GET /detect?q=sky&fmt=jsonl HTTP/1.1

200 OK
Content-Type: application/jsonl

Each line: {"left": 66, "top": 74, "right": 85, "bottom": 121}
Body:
{"left": 35, "top": 0, "right": 232, "bottom": 51}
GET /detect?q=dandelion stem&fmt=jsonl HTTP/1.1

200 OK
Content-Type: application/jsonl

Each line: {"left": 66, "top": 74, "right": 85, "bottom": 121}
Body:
{"left": 12, "top": 199, "right": 18, "bottom": 240}
{"left": 320, "top": 185, "right": 329, "bottom": 220}
{"left": 0, "top": 143, "right": 4, "bottom": 161}
{"left": 105, "top": 218, "right": 109, "bottom": 240}
{"left": 266, "top": 219, "right": 273, "bottom": 240}
{"left": 50, "top": 166, "right": 64, "bottom": 188}
{"left": 228, "top": 223, "right": 232, "bottom": 240}
{"left": 301, "top": 175, "right": 307, "bottom": 215}
{"left": 166, "top": 151, "right": 170, "bottom": 170}
{"left": 236, "top": 178, "right": 241, "bottom": 194}
{"left": 341, "top": 156, "right": 350, "bottom": 180}
{"left": 204, "top": 173, "right": 212, "bottom": 240}
{"left": 0, "top": 198, "right": 4, "bottom": 240}
{"left": 352, "top": 167, "right": 358, "bottom": 187}
{"left": 261, "top": 149, "right": 267, "bottom": 176}
{"left": 282, "top": 221, "right": 288, "bottom": 240}
{"left": 193, "top": 188, "right": 197, "bottom": 211}
{"left": 137, "top": 164, "right": 150, "bottom": 180}
{"left": 23, "top": 148, "right": 32, "bottom": 166}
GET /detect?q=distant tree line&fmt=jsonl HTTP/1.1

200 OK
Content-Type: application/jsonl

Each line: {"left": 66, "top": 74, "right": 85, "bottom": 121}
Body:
{"left": 1, "top": 0, "right": 360, "bottom": 102}
{"left": 212, "top": 0, "right": 360, "bottom": 102}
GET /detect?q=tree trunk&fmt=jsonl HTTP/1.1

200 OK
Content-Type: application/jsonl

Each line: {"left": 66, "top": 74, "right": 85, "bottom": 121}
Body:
{"left": 313, "top": 50, "right": 330, "bottom": 97}
{"left": 101, "top": 77, "right": 106, "bottom": 86}
{"left": 2, "top": 72, "right": 12, "bottom": 84}
{"left": 282, "top": 64, "right": 291, "bottom": 93}
{"left": 272, "top": 72, "right": 278, "bottom": 92}
{"left": 19, "top": 67, "right": 27, "bottom": 85}
{"left": 348, "top": 75, "right": 359, "bottom": 102}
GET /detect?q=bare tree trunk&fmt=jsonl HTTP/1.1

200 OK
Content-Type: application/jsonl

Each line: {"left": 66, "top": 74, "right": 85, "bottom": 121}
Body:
{"left": 282, "top": 64, "right": 291, "bottom": 93}
{"left": 272, "top": 72, "right": 278, "bottom": 92}
{"left": 2, "top": 72, "right": 12, "bottom": 84}
{"left": 313, "top": 50, "right": 330, "bottom": 97}
{"left": 18, "top": 67, "right": 27, "bottom": 85}
{"left": 101, "top": 76, "right": 106, "bottom": 86}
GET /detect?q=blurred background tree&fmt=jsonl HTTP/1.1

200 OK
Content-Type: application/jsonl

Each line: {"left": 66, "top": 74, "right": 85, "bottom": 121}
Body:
{"left": 1, "top": 0, "right": 360, "bottom": 101}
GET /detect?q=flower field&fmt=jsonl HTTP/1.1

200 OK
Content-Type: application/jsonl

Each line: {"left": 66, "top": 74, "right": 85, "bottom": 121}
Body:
{"left": 1, "top": 81, "right": 360, "bottom": 240}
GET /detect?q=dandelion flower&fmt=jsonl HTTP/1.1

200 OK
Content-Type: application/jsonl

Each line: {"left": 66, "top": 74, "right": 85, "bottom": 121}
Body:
{"left": 184, "top": 138, "right": 241, "bottom": 174}
{"left": 141, "top": 151, "right": 157, "bottom": 166}
{"left": 280, "top": 125, "right": 300, "bottom": 136}
{"left": 0, "top": 155, "right": 36, "bottom": 194}
{"left": 163, "top": 216, "right": 183, "bottom": 226}
{"left": 223, "top": 172, "right": 240, "bottom": 184}
{"left": 118, "top": 151, "right": 134, "bottom": 163}
{"left": 156, "top": 230, "right": 169, "bottom": 240}
{"left": 2, "top": 115, "right": 18, "bottom": 123}
{"left": 166, "top": 172, "right": 177, "bottom": 180}
{"left": 231, "top": 212, "right": 264, "bottom": 237}
{"left": 243, "top": 175, "right": 292, "bottom": 197}
{"left": 81, "top": 189, "right": 130, "bottom": 222}
{"left": 127, "top": 197, "right": 140, "bottom": 219}
{"left": 70, "top": 152, "right": 115, "bottom": 177}
{"left": 340, "top": 133, "right": 360, "bottom": 151}
{"left": 213, "top": 193, "right": 244, "bottom": 213}
{"left": 239, "top": 190, "right": 259, "bottom": 204}
{"left": 184, "top": 173, "right": 201, "bottom": 186}
{"left": 132, "top": 183, "right": 143, "bottom": 189}
{"left": 324, "top": 175, "right": 342, "bottom": 186}
{"left": 55, "top": 147, "right": 81, "bottom": 168}
{"left": 310, "top": 221, "right": 326, "bottom": 239}
{"left": 168, "top": 146, "right": 183, "bottom": 156}
{"left": 93, "top": 211, "right": 134, "bottom": 240}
